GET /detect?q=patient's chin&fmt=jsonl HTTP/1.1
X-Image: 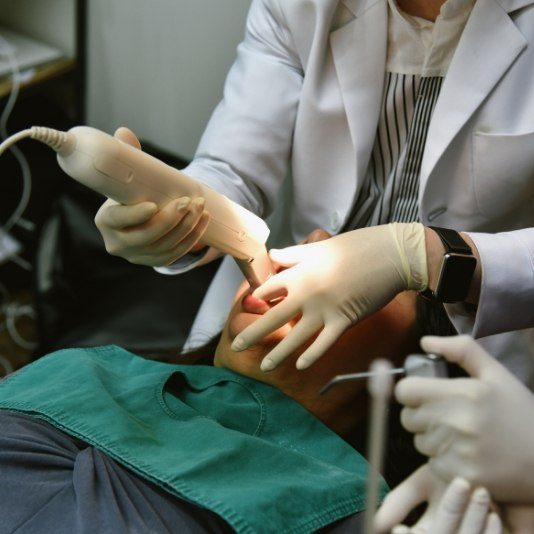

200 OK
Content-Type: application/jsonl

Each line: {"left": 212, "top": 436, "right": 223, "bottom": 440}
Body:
{"left": 228, "top": 313, "right": 259, "bottom": 337}
{"left": 229, "top": 313, "right": 288, "bottom": 348}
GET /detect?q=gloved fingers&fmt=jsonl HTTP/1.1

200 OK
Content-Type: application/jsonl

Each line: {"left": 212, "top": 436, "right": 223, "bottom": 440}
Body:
{"left": 164, "top": 210, "right": 211, "bottom": 264}
{"left": 254, "top": 287, "right": 288, "bottom": 303}
{"left": 139, "top": 197, "right": 207, "bottom": 254}
{"left": 295, "top": 322, "right": 349, "bottom": 370}
{"left": 95, "top": 199, "right": 158, "bottom": 231}
{"left": 395, "top": 376, "right": 464, "bottom": 407}
{"left": 232, "top": 298, "right": 302, "bottom": 352}
{"left": 301, "top": 228, "right": 332, "bottom": 244}
{"left": 428, "top": 453, "right": 468, "bottom": 487}
{"left": 420, "top": 335, "right": 499, "bottom": 378}
{"left": 391, "top": 486, "right": 499, "bottom": 534}
{"left": 252, "top": 277, "right": 289, "bottom": 302}
{"left": 113, "top": 126, "right": 142, "bottom": 149}
{"left": 400, "top": 406, "right": 431, "bottom": 433}
{"left": 399, "top": 402, "right": 462, "bottom": 436}
{"left": 433, "top": 477, "right": 472, "bottom": 534}
{"left": 259, "top": 316, "right": 323, "bottom": 371}
{"left": 409, "top": 511, "right": 434, "bottom": 534}
{"left": 413, "top": 426, "right": 452, "bottom": 457}
{"left": 113, "top": 197, "right": 195, "bottom": 251}
{"left": 251, "top": 266, "right": 300, "bottom": 302}
{"left": 268, "top": 242, "right": 320, "bottom": 266}
{"left": 132, "top": 211, "right": 210, "bottom": 267}
{"left": 484, "top": 512, "right": 503, "bottom": 534}
{"left": 374, "top": 465, "right": 431, "bottom": 534}
{"left": 457, "top": 486, "right": 492, "bottom": 534}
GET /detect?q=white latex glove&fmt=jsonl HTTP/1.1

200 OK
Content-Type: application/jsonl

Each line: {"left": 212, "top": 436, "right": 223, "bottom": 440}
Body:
{"left": 375, "top": 465, "right": 503, "bottom": 534}
{"left": 396, "top": 335, "right": 534, "bottom": 503}
{"left": 94, "top": 127, "right": 210, "bottom": 267}
{"left": 231, "top": 223, "right": 427, "bottom": 371}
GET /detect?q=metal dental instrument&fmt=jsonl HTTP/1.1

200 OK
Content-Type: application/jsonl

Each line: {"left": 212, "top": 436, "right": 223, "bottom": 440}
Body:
{"left": 320, "top": 353, "right": 447, "bottom": 395}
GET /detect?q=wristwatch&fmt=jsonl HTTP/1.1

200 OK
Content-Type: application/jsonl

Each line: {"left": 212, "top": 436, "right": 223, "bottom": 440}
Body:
{"left": 420, "top": 226, "right": 477, "bottom": 303}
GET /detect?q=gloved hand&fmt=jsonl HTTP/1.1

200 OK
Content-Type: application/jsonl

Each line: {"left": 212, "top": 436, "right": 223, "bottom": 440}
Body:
{"left": 375, "top": 465, "right": 502, "bottom": 534}
{"left": 396, "top": 335, "right": 534, "bottom": 503}
{"left": 94, "top": 127, "right": 210, "bottom": 267}
{"left": 231, "top": 223, "right": 428, "bottom": 371}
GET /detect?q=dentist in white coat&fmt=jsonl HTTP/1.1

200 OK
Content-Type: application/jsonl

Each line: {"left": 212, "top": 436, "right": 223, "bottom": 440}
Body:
{"left": 95, "top": 0, "right": 534, "bottom": 384}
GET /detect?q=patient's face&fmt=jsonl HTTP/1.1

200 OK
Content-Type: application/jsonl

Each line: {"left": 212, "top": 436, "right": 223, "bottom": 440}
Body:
{"left": 214, "top": 268, "right": 418, "bottom": 435}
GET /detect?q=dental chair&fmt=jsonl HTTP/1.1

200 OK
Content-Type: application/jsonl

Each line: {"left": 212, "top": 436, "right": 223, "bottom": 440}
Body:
{"left": 33, "top": 156, "right": 220, "bottom": 361}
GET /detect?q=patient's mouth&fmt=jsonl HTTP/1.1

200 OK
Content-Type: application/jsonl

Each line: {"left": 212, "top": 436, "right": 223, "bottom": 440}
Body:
{"left": 241, "top": 293, "right": 270, "bottom": 315}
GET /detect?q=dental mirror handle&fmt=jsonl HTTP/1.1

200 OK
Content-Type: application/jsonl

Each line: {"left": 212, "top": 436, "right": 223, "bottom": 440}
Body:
{"left": 363, "top": 360, "right": 393, "bottom": 534}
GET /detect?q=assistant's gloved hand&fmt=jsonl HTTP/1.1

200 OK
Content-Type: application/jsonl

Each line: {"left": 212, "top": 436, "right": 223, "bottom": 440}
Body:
{"left": 94, "top": 127, "right": 210, "bottom": 267}
{"left": 231, "top": 223, "right": 427, "bottom": 371}
{"left": 396, "top": 335, "right": 534, "bottom": 503}
{"left": 374, "top": 465, "right": 502, "bottom": 534}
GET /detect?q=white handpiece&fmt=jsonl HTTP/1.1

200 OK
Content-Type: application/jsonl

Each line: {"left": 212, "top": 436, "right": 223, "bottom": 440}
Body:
{"left": 47, "top": 126, "right": 275, "bottom": 288}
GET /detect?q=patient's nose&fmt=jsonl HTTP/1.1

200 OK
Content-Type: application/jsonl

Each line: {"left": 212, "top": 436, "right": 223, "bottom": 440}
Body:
{"left": 242, "top": 293, "right": 270, "bottom": 314}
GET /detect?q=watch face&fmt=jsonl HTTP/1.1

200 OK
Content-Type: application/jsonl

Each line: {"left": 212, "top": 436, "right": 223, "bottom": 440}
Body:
{"left": 436, "top": 253, "right": 477, "bottom": 303}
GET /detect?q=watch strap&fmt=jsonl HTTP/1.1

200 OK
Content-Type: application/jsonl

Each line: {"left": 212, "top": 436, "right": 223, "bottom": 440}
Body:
{"left": 428, "top": 226, "right": 472, "bottom": 255}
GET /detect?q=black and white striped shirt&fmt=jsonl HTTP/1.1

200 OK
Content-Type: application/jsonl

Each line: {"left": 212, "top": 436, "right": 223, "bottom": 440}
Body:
{"left": 343, "top": 0, "right": 475, "bottom": 231}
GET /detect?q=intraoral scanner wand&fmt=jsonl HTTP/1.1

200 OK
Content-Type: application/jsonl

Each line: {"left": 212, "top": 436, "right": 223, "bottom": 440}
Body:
{"left": 0, "top": 126, "right": 275, "bottom": 288}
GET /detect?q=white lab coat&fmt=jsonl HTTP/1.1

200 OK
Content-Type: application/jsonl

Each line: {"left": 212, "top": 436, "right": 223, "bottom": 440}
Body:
{"left": 161, "top": 0, "right": 534, "bottom": 384}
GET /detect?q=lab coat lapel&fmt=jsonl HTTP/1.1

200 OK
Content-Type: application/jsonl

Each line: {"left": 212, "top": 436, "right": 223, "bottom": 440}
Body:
{"left": 330, "top": 0, "right": 387, "bottom": 182}
{"left": 499, "top": 0, "right": 534, "bottom": 11}
{"left": 420, "top": 0, "right": 527, "bottom": 194}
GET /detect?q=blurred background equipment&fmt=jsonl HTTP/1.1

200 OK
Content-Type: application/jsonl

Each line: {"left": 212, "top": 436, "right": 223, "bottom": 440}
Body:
{"left": 0, "top": 0, "right": 251, "bottom": 372}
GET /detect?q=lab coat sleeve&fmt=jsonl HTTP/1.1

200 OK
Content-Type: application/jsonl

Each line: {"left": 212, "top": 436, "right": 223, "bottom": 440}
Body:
{"left": 182, "top": 0, "right": 302, "bottom": 218}
{"left": 155, "top": 247, "right": 222, "bottom": 276}
{"left": 158, "top": 0, "right": 302, "bottom": 276}
{"left": 447, "top": 228, "right": 534, "bottom": 338}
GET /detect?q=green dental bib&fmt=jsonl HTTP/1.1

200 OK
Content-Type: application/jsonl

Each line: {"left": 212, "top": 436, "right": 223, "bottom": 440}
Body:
{"left": 0, "top": 346, "right": 384, "bottom": 533}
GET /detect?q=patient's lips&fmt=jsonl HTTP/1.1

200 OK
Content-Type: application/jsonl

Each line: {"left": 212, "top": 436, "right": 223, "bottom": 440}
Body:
{"left": 228, "top": 293, "right": 270, "bottom": 338}
{"left": 230, "top": 291, "right": 286, "bottom": 343}
{"left": 241, "top": 293, "right": 270, "bottom": 315}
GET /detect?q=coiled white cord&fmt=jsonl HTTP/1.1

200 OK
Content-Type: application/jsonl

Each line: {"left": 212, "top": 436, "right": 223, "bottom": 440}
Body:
{"left": 0, "top": 354, "right": 14, "bottom": 376}
{"left": 0, "top": 281, "right": 37, "bottom": 375}
{"left": 0, "top": 37, "right": 33, "bottom": 234}
{"left": 4, "top": 302, "right": 37, "bottom": 351}
{"left": 0, "top": 125, "right": 72, "bottom": 367}
{"left": 0, "top": 127, "right": 72, "bottom": 157}
{"left": 0, "top": 36, "right": 71, "bottom": 370}
{"left": 0, "top": 34, "right": 72, "bottom": 274}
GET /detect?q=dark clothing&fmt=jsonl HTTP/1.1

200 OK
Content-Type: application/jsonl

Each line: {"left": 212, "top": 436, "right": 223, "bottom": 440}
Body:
{"left": 0, "top": 413, "right": 365, "bottom": 534}
{"left": 0, "top": 413, "right": 232, "bottom": 534}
